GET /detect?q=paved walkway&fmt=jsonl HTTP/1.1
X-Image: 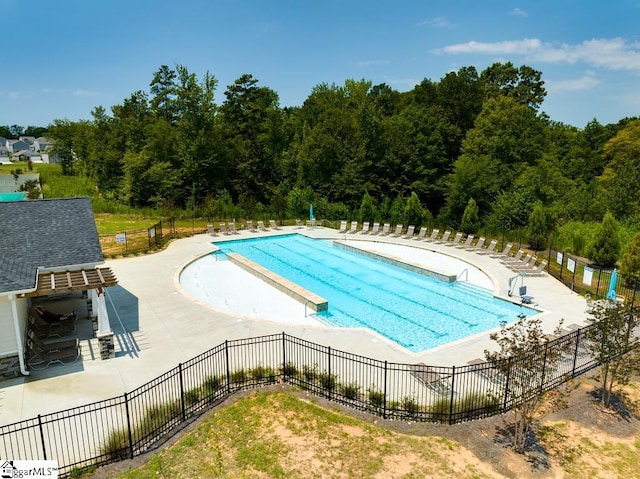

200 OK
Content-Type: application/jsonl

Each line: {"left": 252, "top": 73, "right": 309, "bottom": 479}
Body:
{"left": 0, "top": 226, "right": 590, "bottom": 425}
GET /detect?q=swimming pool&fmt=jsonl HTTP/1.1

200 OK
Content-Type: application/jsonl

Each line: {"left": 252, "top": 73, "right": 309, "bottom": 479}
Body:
{"left": 207, "top": 234, "right": 535, "bottom": 352}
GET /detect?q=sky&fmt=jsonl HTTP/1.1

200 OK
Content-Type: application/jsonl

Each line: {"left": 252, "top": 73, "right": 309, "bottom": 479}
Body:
{"left": 2, "top": 0, "right": 639, "bottom": 129}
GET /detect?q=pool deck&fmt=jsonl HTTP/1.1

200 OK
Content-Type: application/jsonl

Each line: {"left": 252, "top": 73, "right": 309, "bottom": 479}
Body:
{"left": 0, "top": 225, "right": 590, "bottom": 424}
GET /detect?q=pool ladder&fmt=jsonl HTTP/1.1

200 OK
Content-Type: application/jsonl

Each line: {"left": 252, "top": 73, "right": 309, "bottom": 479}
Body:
{"left": 457, "top": 268, "right": 469, "bottom": 281}
{"left": 304, "top": 299, "right": 314, "bottom": 317}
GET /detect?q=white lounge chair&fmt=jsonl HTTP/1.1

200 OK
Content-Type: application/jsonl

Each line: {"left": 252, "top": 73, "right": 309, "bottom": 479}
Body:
{"left": 402, "top": 225, "right": 415, "bottom": 238}
{"left": 501, "top": 250, "right": 525, "bottom": 264}
{"left": 477, "top": 239, "right": 497, "bottom": 255}
{"left": 207, "top": 224, "right": 217, "bottom": 236}
{"left": 434, "top": 230, "right": 451, "bottom": 244}
{"left": 456, "top": 234, "right": 474, "bottom": 249}
{"left": 425, "top": 228, "right": 440, "bottom": 241}
{"left": 391, "top": 224, "right": 403, "bottom": 237}
{"left": 370, "top": 222, "right": 380, "bottom": 234}
{"left": 219, "top": 222, "right": 229, "bottom": 235}
{"left": 338, "top": 220, "right": 348, "bottom": 233}
{"left": 257, "top": 220, "right": 269, "bottom": 231}
{"left": 490, "top": 243, "right": 513, "bottom": 258}
{"left": 347, "top": 221, "right": 358, "bottom": 234}
{"left": 246, "top": 220, "right": 257, "bottom": 232}
{"left": 466, "top": 236, "right": 484, "bottom": 250}
{"left": 444, "top": 232, "right": 463, "bottom": 246}
{"left": 380, "top": 223, "right": 391, "bottom": 235}
{"left": 269, "top": 220, "right": 282, "bottom": 230}
{"left": 359, "top": 221, "right": 370, "bottom": 234}
{"left": 414, "top": 226, "right": 427, "bottom": 240}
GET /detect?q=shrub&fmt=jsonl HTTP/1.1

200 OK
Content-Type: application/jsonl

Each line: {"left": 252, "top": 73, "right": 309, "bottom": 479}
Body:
{"left": 101, "top": 428, "right": 131, "bottom": 461}
{"left": 229, "top": 369, "right": 248, "bottom": 383}
{"left": 302, "top": 364, "right": 317, "bottom": 382}
{"left": 318, "top": 372, "right": 337, "bottom": 390}
{"left": 201, "top": 375, "right": 222, "bottom": 396}
{"left": 184, "top": 388, "right": 201, "bottom": 406}
{"left": 401, "top": 396, "right": 421, "bottom": 415}
{"left": 368, "top": 387, "right": 385, "bottom": 408}
{"left": 340, "top": 382, "right": 361, "bottom": 400}
{"left": 250, "top": 365, "right": 277, "bottom": 382}
{"left": 280, "top": 362, "right": 297, "bottom": 377}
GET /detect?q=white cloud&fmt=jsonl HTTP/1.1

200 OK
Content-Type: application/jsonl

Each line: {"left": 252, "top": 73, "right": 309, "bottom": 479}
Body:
{"left": 73, "top": 89, "right": 102, "bottom": 97}
{"left": 386, "top": 77, "right": 421, "bottom": 88}
{"left": 357, "top": 60, "right": 390, "bottom": 67}
{"left": 418, "top": 16, "right": 456, "bottom": 29}
{"left": 547, "top": 75, "right": 601, "bottom": 92}
{"left": 510, "top": 8, "right": 528, "bottom": 17}
{"left": 437, "top": 37, "right": 640, "bottom": 71}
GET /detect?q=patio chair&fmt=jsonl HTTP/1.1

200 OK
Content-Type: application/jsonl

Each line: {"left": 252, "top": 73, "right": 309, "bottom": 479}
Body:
{"left": 379, "top": 223, "right": 391, "bottom": 236}
{"left": 369, "top": 222, "right": 380, "bottom": 235}
{"left": 257, "top": 220, "right": 269, "bottom": 231}
{"left": 413, "top": 226, "right": 427, "bottom": 240}
{"left": 228, "top": 222, "right": 239, "bottom": 234}
{"left": 347, "top": 221, "right": 358, "bottom": 234}
{"left": 247, "top": 220, "right": 257, "bottom": 232}
{"left": 434, "top": 230, "right": 451, "bottom": 244}
{"left": 411, "top": 363, "right": 453, "bottom": 395}
{"left": 295, "top": 219, "right": 304, "bottom": 229}
{"left": 207, "top": 224, "right": 217, "bottom": 237}
{"left": 444, "top": 232, "right": 463, "bottom": 246}
{"left": 465, "top": 236, "right": 484, "bottom": 250}
{"left": 28, "top": 329, "right": 78, "bottom": 352}
{"left": 402, "top": 225, "right": 415, "bottom": 238}
{"left": 26, "top": 338, "right": 80, "bottom": 370}
{"left": 269, "top": 220, "right": 282, "bottom": 230}
{"left": 359, "top": 221, "right": 370, "bottom": 234}
{"left": 490, "top": 243, "right": 513, "bottom": 258}
{"left": 219, "top": 222, "right": 229, "bottom": 235}
{"left": 476, "top": 238, "right": 497, "bottom": 255}
{"left": 524, "top": 260, "right": 547, "bottom": 276}
{"left": 391, "top": 224, "right": 403, "bottom": 237}
{"left": 338, "top": 220, "right": 348, "bottom": 233}
{"left": 424, "top": 228, "right": 440, "bottom": 241}
{"left": 28, "top": 314, "right": 76, "bottom": 339}
{"left": 510, "top": 255, "right": 537, "bottom": 271}
{"left": 500, "top": 250, "right": 525, "bottom": 264}
{"left": 456, "top": 234, "right": 474, "bottom": 249}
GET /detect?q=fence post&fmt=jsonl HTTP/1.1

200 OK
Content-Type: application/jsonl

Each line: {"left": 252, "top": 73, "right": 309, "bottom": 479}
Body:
{"left": 596, "top": 269, "right": 602, "bottom": 296}
{"left": 147, "top": 227, "right": 152, "bottom": 251}
{"left": 37, "top": 414, "right": 47, "bottom": 460}
{"left": 281, "top": 332, "right": 287, "bottom": 382}
{"left": 632, "top": 277, "right": 638, "bottom": 308}
{"left": 178, "top": 363, "right": 186, "bottom": 422}
{"left": 383, "top": 361, "right": 388, "bottom": 419}
{"left": 540, "top": 343, "right": 549, "bottom": 394}
{"left": 124, "top": 232, "right": 128, "bottom": 254}
{"left": 225, "top": 340, "right": 231, "bottom": 394}
{"left": 327, "top": 346, "right": 332, "bottom": 401}
{"left": 124, "top": 392, "right": 134, "bottom": 460}
{"left": 448, "top": 366, "right": 456, "bottom": 425}
{"left": 502, "top": 357, "right": 512, "bottom": 411}
{"left": 572, "top": 329, "right": 581, "bottom": 377}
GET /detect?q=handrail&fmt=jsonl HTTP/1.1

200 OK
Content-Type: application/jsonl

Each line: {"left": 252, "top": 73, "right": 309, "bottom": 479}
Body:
{"left": 304, "top": 299, "right": 314, "bottom": 317}
{"left": 457, "top": 268, "right": 468, "bottom": 281}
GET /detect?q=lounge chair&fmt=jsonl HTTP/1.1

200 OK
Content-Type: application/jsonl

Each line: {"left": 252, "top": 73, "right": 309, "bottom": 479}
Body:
{"left": 28, "top": 314, "right": 76, "bottom": 339}
{"left": 517, "top": 260, "right": 547, "bottom": 276}
{"left": 359, "top": 222, "right": 370, "bottom": 234}
{"left": 456, "top": 234, "right": 474, "bottom": 249}
{"left": 228, "top": 222, "right": 239, "bottom": 234}
{"left": 380, "top": 223, "right": 391, "bottom": 236}
{"left": 338, "top": 220, "right": 348, "bottom": 233}
{"left": 444, "top": 232, "right": 463, "bottom": 246}
{"left": 347, "top": 221, "right": 358, "bottom": 234}
{"left": 257, "top": 220, "right": 269, "bottom": 231}
{"left": 246, "top": 220, "right": 257, "bottom": 232}
{"left": 477, "top": 239, "right": 497, "bottom": 255}
{"left": 414, "top": 226, "right": 427, "bottom": 240}
{"left": 466, "top": 236, "right": 484, "bottom": 250}
{"left": 26, "top": 337, "right": 80, "bottom": 370}
{"left": 28, "top": 329, "right": 78, "bottom": 352}
{"left": 219, "top": 222, "right": 229, "bottom": 235}
{"left": 370, "top": 222, "right": 380, "bottom": 235}
{"left": 490, "top": 243, "right": 513, "bottom": 258}
{"left": 391, "top": 224, "right": 403, "bottom": 237}
{"left": 500, "top": 250, "right": 525, "bottom": 264}
{"left": 509, "top": 255, "right": 535, "bottom": 271}
{"left": 467, "top": 358, "right": 507, "bottom": 385}
{"left": 295, "top": 219, "right": 304, "bottom": 229}
{"left": 434, "top": 230, "right": 451, "bottom": 244}
{"left": 411, "top": 363, "right": 452, "bottom": 395}
{"left": 207, "top": 224, "right": 217, "bottom": 236}
{"left": 425, "top": 228, "right": 440, "bottom": 241}
{"left": 269, "top": 220, "right": 282, "bottom": 230}
{"left": 402, "top": 225, "right": 415, "bottom": 238}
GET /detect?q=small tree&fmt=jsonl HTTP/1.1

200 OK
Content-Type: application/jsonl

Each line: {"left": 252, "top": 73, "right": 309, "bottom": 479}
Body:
{"left": 526, "top": 202, "right": 549, "bottom": 252}
{"left": 403, "top": 192, "right": 424, "bottom": 228}
{"left": 485, "top": 315, "right": 567, "bottom": 453}
{"left": 620, "top": 232, "right": 640, "bottom": 280}
{"left": 586, "top": 303, "right": 640, "bottom": 408}
{"left": 460, "top": 198, "right": 480, "bottom": 234}
{"left": 587, "top": 212, "right": 621, "bottom": 267}
{"left": 358, "top": 191, "right": 378, "bottom": 224}
{"left": 389, "top": 194, "right": 406, "bottom": 226}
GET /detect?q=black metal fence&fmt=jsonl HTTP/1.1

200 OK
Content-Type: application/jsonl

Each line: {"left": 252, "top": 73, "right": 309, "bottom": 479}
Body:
{"left": 1, "top": 328, "right": 606, "bottom": 477}
{"left": 546, "top": 248, "right": 639, "bottom": 307}
{"left": 99, "top": 218, "right": 176, "bottom": 257}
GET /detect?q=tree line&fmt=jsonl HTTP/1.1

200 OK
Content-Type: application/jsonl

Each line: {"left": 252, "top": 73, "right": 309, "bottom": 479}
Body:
{"left": 8, "top": 62, "right": 640, "bottom": 269}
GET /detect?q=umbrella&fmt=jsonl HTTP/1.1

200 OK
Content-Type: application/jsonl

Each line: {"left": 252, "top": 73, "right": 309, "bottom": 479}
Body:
{"left": 309, "top": 204, "right": 315, "bottom": 221}
{"left": 606, "top": 269, "right": 618, "bottom": 300}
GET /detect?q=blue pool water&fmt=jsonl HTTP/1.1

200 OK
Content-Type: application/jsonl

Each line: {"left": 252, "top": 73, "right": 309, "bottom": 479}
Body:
{"left": 215, "top": 234, "right": 535, "bottom": 352}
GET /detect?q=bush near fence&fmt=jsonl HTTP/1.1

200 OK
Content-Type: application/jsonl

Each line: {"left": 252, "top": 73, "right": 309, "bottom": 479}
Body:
{"left": 1, "top": 327, "right": 618, "bottom": 478}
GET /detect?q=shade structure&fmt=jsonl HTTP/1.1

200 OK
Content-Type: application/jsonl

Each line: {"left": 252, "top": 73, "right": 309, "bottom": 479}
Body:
{"left": 309, "top": 204, "right": 314, "bottom": 221}
{"left": 606, "top": 269, "right": 618, "bottom": 300}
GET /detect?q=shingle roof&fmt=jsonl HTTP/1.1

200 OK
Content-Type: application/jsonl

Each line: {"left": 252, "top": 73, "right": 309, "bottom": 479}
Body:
{"left": 0, "top": 197, "right": 104, "bottom": 294}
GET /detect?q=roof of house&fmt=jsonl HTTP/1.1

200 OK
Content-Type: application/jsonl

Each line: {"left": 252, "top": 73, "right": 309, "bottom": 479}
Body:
{"left": 0, "top": 197, "right": 104, "bottom": 293}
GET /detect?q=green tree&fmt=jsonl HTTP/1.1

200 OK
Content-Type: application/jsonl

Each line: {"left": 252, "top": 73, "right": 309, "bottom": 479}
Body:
{"left": 620, "top": 232, "right": 640, "bottom": 279}
{"left": 480, "top": 62, "right": 547, "bottom": 110}
{"left": 403, "top": 192, "right": 425, "bottom": 228}
{"left": 587, "top": 212, "right": 621, "bottom": 267}
{"left": 358, "top": 191, "right": 378, "bottom": 224}
{"left": 485, "top": 315, "right": 567, "bottom": 453}
{"left": 460, "top": 198, "right": 480, "bottom": 234}
{"left": 586, "top": 303, "right": 640, "bottom": 408}
{"left": 526, "top": 202, "right": 549, "bottom": 252}
{"left": 389, "top": 194, "right": 406, "bottom": 225}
